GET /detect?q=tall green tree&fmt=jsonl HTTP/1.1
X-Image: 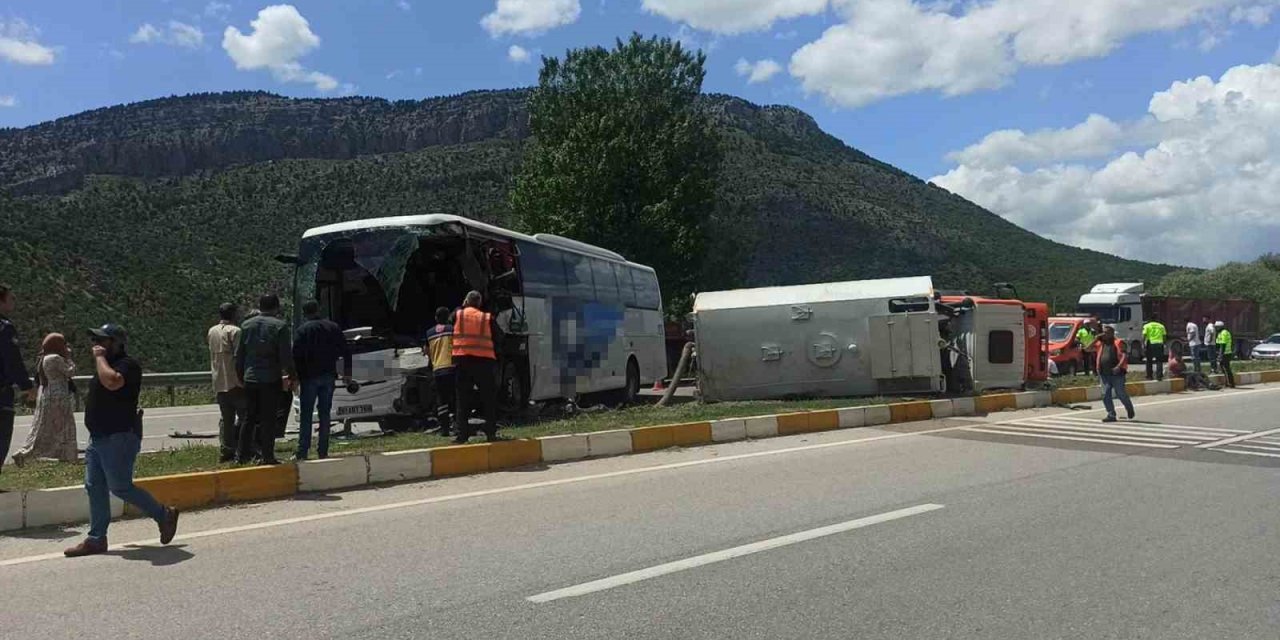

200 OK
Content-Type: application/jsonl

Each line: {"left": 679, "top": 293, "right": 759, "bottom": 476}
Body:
{"left": 510, "top": 34, "right": 721, "bottom": 313}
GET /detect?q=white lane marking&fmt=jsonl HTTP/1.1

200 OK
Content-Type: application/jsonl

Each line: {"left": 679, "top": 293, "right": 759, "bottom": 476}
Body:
{"left": 964, "top": 427, "right": 1179, "bottom": 449}
{"left": 1210, "top": 448, "right": 1280, "bottom": 459}
{"left": 526, "top": 504, "right": 945, "bottom": 604}
{"left": 1008, "top": 420, "right": 1206, "bottom": 444}
{"left": 1196, "top": 427, "right": 1280, "bottom": 449}
{"left": 1223, "top": 443, "right": 1280, "bottom": 453}
{"left": 1043, "top": 416, "right": 1245, "bottom": 435}
{"left": 5, "top": 384, "right": 1278, "bottom": 568}
{"left": 1068, "top": 384, "right": 1280, "bottom": 414}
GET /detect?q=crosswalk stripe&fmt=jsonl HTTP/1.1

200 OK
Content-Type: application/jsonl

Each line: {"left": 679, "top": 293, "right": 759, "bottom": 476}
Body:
{"left": 1210, "top": 448, "right": 1280, "bottom": 459}
{"left": 1196, "top": 426, "right": 1280, "bottom": 449}
{"left": 964, "top": 427, "right": 1179, "bottom": 449}
{"left": 1219, "top": 442, "right": 1280, "bottom": 453}
{"left": 1009, "top": 420, "right": 1206, "bottom": 444}
{"left": 1046, "top": 416, "right": 1245, "bottom": 435}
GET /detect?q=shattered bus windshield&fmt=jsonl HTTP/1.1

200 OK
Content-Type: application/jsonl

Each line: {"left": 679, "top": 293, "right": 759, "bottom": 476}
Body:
{"left": 296, "top": 224, "right": 516, "bottom": 346}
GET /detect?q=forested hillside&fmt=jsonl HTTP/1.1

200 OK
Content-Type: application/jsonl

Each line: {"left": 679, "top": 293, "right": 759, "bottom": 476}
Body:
{"left": 0, "top": 90, "right": 1174, "bottom": 371}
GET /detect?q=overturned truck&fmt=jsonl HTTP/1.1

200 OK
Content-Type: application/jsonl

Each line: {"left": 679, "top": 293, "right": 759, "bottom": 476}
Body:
{"left": 692, "top": 276, "right": 1035, "bottom": 403}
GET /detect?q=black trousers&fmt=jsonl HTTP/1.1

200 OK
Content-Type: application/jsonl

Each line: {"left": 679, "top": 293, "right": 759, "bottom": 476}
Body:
{"left": 0, "top": 393, "right": 13, "bottom": 473}
{"left": 240, "top": 382, "right": 281, "bottom": 462}
{"left": 435, "top": 371, "right": 456, "bottom": 431}
{"left": 1145, "top": 344, "right": 1166, "bottom": 381}
{"left": 454, "top": 358, "right": 497, "bottom": 440}
{"left": 1220, "top": 353, "right": 1235, "bottom": 388}
{"left": 216, "top": 388, "right": 247, "bottom": 460}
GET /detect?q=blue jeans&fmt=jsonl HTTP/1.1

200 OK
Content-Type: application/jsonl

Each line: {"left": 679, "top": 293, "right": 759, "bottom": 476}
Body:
{"left": 1101, "top": 373, "right": 1134, "bottom": 419}
{"left": 85, "top": 432, "right": 166, "bottom": 542}
{"left": 1191, "top": 344, "right": 1202, "bottom": 372}
{"left": 296, "top": 377, "right": 335, "bottom": 459}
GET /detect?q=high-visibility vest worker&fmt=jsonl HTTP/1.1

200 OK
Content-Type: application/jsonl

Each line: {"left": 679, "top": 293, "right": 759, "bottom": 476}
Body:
{"left": 1076, "top": 326, "right": 1095, "bottom": 349}
{"left": 1142, "top": 320, "right": 1166, "bottom": 345}
{"left": 1217, "top": 327, "right": 1233, "bottom": 353}
{"left": 452, "top": 306, "right": 496, "bottom": 360}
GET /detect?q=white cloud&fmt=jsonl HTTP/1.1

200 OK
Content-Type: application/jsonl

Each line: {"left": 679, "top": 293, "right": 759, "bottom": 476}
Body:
{"left": 397, "top": 0, "right": 412, "bottom": 10}
{"left": 508, "top": 44, "right": 532, "bottom": 63}
{"left": 223, "top": 4, "right": 341, "bottom": 91}
{"left": 790, "top": 0, "right": 1274, "bottom": 107}
{"left": 0, "top": 19, "right": 56, "bottom": 65}
{"left": 205, "top": 1, "right": 233, "bottom": 20}
{"left": 734, "top": 57, "right": 783, "bottom": 84}
{"left": 641, "top": 0, "right": 828, "bottom": 34}
{"left": 130, "top": 23, "right": 162, "bottom": 44}
{"left": 130, "top": 21, "right": 204, "bottom": 49}
{"left": 931, "top": 62, "right": 1280, "bottom": 267}
{"left": 946, "top": 114, "right": 1127, "bottom": 169}
{"left": 0, "top": 95, "right": 16, "bottom": 107}
{"left": 481, "top": 0, "right": 580, "bottom": 36}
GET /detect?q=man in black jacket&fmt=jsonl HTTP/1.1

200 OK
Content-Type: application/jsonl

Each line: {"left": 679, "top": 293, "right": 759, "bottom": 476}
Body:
{"left": 235, "top": 295, "right": 294, "bottom": 465}
{"left": 0, "top": 284, "right": 35, "bottom": 474}
{"left": 292, "top": 300, "right": 351, "bottom": 460}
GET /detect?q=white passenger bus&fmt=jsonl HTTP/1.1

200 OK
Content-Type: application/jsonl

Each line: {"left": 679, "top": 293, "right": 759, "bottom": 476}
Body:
{"left": 283, "top": 215, "right": 666, "bottom": 429}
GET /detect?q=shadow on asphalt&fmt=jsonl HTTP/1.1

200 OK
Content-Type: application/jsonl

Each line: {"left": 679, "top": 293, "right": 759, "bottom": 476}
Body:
{"left": 111, "top": 544, "right": 194, "bottom": 566}
{"left": 2, "top": 524, "right": 81, "bottom": 540}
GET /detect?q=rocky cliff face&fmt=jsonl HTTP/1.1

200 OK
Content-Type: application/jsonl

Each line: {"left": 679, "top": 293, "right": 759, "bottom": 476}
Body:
{"left": 0, "top": 89, "right": 532, "bottom": 194}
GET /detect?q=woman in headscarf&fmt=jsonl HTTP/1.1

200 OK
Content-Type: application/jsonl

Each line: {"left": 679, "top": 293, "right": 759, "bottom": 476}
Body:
{"left": 11, "top": 333, "right": 78, "bottom": 466}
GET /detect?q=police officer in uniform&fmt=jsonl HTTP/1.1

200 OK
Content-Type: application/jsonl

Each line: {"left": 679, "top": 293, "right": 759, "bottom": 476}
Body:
{"left": 0, "top": 284, "right": 36, "bottom": 473}
{"left": 1142, "top": 313, "right": 1167, "bottom": 382}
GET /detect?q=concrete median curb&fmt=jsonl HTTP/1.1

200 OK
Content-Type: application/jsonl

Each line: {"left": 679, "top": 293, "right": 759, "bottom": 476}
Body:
{"left": 4, "top": 371, "right": 1278, "bottom": 533}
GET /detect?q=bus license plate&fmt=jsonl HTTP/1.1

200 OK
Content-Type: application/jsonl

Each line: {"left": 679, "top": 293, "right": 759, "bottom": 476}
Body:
{"left": 337, "top": 405, "right": 373, "bottom": 416}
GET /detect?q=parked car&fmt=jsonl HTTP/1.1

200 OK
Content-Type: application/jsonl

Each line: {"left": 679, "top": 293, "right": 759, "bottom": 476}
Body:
{"left": 1047, "top": 317, "right": 1087, "bottom": 375}
{"left": 1251, "top": 334, "right": 1280, "bottom": 360}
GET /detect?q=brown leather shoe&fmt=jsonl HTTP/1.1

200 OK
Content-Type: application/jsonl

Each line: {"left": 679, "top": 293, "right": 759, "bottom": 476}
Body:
{"left": 64, "top": 538, "right": 108, "bottom": 558}
{"left": 159, "top": 507, "right": 180, "bottom": 545}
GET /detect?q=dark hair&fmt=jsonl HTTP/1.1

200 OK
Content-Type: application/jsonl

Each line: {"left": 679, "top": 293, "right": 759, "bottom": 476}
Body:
{"left": 0, "top": 284, "right": 10, "bottom": 302}
{"left": 218, "top": 302, "right": 238, "bottom": 321}
{"left": 302, "top": 300, "right": 320, "bottom": 316}
{"left": 435, "top": 307, "right": 451, "bottom": 324}
{"left": 259, "top": 294, "right": 281, "bottom": 313}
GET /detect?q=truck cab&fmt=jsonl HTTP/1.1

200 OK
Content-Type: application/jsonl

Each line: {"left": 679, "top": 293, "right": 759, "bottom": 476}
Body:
{"left": 1077, "top": 283, "right": 1145, "bottom": 361}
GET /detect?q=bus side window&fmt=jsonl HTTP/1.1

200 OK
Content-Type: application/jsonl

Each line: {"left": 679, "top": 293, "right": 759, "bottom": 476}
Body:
{"left": 633, "top": 268, "right": 661, "bottom": 310}
{"left": 564, "top": 252, "right": 595, "bottom": 301}
{"left": 518, "top": 242, "right": 568, "bottom": 298}
{"left": 614, "top": 263, "right": 637, "bottom": 307}
{"left": 591, "top": 258, "right": 621, "bottom": 303}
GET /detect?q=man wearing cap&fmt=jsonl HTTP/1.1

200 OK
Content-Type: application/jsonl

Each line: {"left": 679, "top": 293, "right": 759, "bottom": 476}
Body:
{"left": 0, "top": 284, "right": 36, "bottom": 474}
{"left": 65, "top": 323, "right": 179, "bottom": 557}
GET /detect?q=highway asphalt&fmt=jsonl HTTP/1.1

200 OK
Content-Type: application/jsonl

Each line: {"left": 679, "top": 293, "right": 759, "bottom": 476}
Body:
{"left": 3, "top": 384, "right": 1279, "bottom": 639}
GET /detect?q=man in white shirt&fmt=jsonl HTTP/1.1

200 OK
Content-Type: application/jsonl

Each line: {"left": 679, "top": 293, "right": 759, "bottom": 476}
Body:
{"left": 1185, "top": 317, "right": 1201, "bottom": 372}
{"left": 1201, "top": 316, "right": 1217, "bottom": 374}
{"left": 208, "top": 302, "right": 245, "bottom": 462}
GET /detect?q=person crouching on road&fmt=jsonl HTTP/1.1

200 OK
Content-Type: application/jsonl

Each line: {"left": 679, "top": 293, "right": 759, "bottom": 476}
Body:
{"left": 424, "top": 306, "right": 457, "bottom": 437}
{"left": 1096, "top": 325, "right": 1135, "bottom": 423}
{"left": 235, "top": 295, "right": 294, "bottom": 465}
{"left": 292, "top": 300, "right": 351, "bottom": 461}
{"left": 452, "top": 291, "right": 503, "bottom": 444}
{"left": 1215, "top": 321, "right": 1236, "bottom": 388}
{"left": 65, "top": 324, "right": 179, "bottom": 558}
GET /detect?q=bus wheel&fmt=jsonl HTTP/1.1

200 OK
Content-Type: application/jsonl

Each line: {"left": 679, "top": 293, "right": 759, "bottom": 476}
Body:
{"left": 622, "top": 358, "right": 641, "bottom": 406}
{"left": 498, "top": 360, "right": 527, "bottom": 417}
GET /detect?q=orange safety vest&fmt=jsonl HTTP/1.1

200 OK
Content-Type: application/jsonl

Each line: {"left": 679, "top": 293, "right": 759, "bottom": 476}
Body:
{"left": 451, "top": 307, "right": 496, "bottom": 360}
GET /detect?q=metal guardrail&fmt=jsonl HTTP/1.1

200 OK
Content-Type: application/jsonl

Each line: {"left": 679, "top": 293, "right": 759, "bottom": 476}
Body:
{"left": 71, "top": 371, "right": 211, "bottom": 406}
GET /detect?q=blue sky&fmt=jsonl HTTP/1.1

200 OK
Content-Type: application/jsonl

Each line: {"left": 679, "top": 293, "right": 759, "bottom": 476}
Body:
{"left": 4, "top": 1, "right": 1280, "bottom": 266}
